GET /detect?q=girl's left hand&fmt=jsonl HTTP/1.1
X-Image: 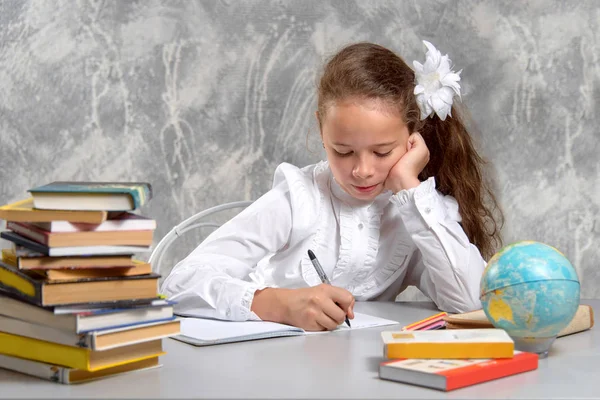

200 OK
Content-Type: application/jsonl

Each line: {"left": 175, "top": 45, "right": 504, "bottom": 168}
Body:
{"left": 384, "top": 132, "right": 430, "bottom": 193}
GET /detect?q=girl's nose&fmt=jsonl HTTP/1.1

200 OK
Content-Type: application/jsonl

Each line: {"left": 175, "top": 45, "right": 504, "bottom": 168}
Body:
{"left": 352, "top": 157, "right": 374, "bottom": 180}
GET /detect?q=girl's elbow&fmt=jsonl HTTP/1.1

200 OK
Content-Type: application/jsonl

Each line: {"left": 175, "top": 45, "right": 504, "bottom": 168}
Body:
{"left": 159, "top": 275, "right": 180, "bottom": 299}
{"left": 159, "top": 263, "right": 196, "bottom": 299}
{"left": 438, "top": 293, "right": 482, "bottom": 314}
{"left": 456, "top": 296, "right": 482, "bottom": 314}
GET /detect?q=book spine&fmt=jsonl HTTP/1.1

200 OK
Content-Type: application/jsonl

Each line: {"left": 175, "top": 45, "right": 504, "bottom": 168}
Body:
{"left": 7, "top": 222, "right": 49, "bottom": 246}
{"left": 1, "top": 248, "right": 18, "bottom": 266}
{"left": 0, "top": 315, "right": 92, "bottom": 349}
{"left": 0, "top": 353, "right": 72, "bottom": 384}
{"left": 0, "top": 261, "right": 44, "bottom": 305}
{"left": 129, "top": 184, "right": 152, "bottom": 209}
{"left": 0, "top": 331, "right": 89, "bottom": 370}
{"left": 0, "top": 199, "right": 108, "bottom": 224}
{"left": 14, "top": 247, "right": 47, "bottom": 259}
{"left": 28, "top": 182, "right": 152, "bottom": 209}
{"left": 8, "top": 222, "right": 153, "bottom": 248}
{"left": 0, "top": 354, "right": 163, "bottom": 384}
{"left": 0, "top": 231, "right": 49, "bottom": 254}
{"left": 0, "top": 292, "right": 78, "bottom": 331}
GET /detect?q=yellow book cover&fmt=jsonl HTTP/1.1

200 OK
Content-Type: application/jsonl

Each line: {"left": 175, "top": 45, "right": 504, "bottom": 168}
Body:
{"left": 0, "top": 332, "right": 164, "bottom": 371}
{"left": 381, "top": 329, "right": 514, "bottom": 359}
{"left": 0, "top": 354, "right": 161, "bottom": 384}
{"left": 0, "top": 198, "right": 108, "bottom": 224}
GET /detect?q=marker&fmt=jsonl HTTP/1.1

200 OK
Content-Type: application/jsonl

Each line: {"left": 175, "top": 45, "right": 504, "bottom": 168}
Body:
{"left": 307, "top": 249, "right": 351, "bottom": 328}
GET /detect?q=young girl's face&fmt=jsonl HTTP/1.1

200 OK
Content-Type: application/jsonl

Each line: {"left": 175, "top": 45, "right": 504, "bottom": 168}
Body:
{"left": 320, "top": 98, "right": 410, "bottom": 200}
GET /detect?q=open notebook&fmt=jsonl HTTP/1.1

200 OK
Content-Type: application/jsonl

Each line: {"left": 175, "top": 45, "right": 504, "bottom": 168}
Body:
{"left": 173, "top": 312, "right": 399, "bottom": 346}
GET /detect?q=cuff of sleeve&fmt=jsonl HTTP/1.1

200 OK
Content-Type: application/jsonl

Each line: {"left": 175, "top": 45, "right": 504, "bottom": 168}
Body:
{"left": 227, "top": 281, "right": 267, "bottom": 321}
{"left": 390, "top": 177, "right": 448, "bottom": 233}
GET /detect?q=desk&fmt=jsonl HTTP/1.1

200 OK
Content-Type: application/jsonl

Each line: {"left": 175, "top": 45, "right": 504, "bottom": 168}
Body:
{"left": 1, "top": 300, "right": 598, "bottom": 398}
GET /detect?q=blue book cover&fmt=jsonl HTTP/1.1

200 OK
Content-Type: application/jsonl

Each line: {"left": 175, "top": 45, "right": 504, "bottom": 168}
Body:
{"left": 28, "top": 182, "right": 152, "bottom": 210}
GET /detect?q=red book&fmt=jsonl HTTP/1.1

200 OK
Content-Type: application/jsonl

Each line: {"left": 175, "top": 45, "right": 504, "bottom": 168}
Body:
{"left": 379, "top": 351, "right": 538, "bottom": 391}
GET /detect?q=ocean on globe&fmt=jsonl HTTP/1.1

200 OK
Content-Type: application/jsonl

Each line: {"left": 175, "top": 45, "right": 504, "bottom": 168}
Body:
{"left": 480, "top": 241, "right": 580, "bottom": 356}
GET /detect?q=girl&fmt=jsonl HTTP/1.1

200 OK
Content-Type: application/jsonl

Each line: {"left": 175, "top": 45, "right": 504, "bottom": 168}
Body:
{"left": 161, "top": 41, "right": 502, "bottom": 331}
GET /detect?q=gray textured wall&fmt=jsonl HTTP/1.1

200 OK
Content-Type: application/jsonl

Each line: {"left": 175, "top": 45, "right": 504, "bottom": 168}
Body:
{"left": 1, "top": 0, "right": 598, "bottom": 299}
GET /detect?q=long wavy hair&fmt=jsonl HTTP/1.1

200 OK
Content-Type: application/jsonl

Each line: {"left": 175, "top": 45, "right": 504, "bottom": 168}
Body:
{"left": 317, "top": 42, "right": 503, "bottom": 259}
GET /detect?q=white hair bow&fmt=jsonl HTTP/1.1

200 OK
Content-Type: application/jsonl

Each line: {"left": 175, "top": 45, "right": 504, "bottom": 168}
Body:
{"left": 413, "top": 41, "right": 462, "bottom": 121}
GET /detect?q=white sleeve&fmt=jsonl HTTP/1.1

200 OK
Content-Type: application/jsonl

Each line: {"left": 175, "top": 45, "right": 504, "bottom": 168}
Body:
{"left": 160, "top": 182, "right": 293, "bottom": 321}
{"left": 390, "top": 177, "right": 486, "bottom": 313}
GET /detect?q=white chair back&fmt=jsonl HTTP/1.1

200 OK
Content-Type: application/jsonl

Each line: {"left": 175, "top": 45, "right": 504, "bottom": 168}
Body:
{"left": 149, "top": 201, "right": 253, "bottom": 276}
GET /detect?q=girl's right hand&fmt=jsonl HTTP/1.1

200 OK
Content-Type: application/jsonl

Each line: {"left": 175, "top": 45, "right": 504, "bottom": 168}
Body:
{"left": 384, "top": 131, "right": 430, "bottom": 193}
{"left": 251, "top": 285, "right": 355, "bottom": 331}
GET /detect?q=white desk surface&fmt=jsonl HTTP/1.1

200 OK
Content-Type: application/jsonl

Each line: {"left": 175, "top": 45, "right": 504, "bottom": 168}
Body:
{"left": 1, "top": 300, "right": 598, "bottom": 398}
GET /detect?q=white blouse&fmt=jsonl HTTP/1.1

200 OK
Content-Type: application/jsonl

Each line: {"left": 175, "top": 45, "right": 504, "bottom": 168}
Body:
{"left": 160, "top": 161, "right": 486, "bottom": 321}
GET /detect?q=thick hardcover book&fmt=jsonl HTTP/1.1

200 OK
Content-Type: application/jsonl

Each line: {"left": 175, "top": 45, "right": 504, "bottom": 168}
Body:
{"left": 1, "top": 231, "right": 150, "bottom": 257}
{"left": 2, "top": 248, "right": 134, "bottom": 270}
{"left": 30, "top": 212, "right": 156, "bottom": 233}
{"left": 443, "top": 306, "right": 595, "bottom": 338}
{"left": 381, "top": 329, "right": 514, "bottom": 359}
{"left": 0, "top": 314, "right": 180, "bottom": 351}
{"left": 7, "top": 221, "right": 154, "bottom": 247}
{"left": 6, "top": 221, "right": 154, "bottom": 247}
{"left": 1, "top": 249, "right": 150, "bottom": 279}
{"left": 379, "top": 351, "right": 538, "bottom": 391}
{"left": 0, "top": 354, "right": 161, "bottom": 384}
{"left": 0, "top": 260, "right": 159, "bottom": 306}
{"left": 0, "top": 199, "right": 108, "bottom": 223}
{"left": 28, "top": 182, "right": 152, "bottom": 211}
{"left": 0, "top": 294, "right": 174, "bottom": 333}
{"left": 0, "top": 333, "right": 164, "bottom": 371}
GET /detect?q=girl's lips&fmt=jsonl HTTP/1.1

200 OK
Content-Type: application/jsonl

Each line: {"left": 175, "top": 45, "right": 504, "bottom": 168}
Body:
{"left": 353, "top": 184, "right": 378, "bottom": 193}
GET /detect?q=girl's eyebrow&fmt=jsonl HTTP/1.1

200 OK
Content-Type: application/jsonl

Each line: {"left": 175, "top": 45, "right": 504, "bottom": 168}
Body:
{"left": 332, "top": 140, "right": 398, "bottom": 147}
{"left": 372, "top": 141, "right": 398, "bottom": 147}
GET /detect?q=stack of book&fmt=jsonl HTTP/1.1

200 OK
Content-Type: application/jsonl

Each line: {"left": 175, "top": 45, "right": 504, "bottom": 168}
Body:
{"left": 0, "top": 182, "right": 180, "bottom": 384}
{"left": 381, "top": 306, "right": 595, "bottom": 391}
{"left": 379, "top": 329, "right": 539, "bottom": 391}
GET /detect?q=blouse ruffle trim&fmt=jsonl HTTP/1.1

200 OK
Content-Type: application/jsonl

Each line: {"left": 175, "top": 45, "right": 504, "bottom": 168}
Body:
{"left": 277, "top": 161, "right": 421, "bottom": 297}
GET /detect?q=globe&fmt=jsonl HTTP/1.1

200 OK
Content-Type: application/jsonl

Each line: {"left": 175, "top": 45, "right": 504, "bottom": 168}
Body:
{"left": 480, "top": 241, "right": 580, "bottom": 358}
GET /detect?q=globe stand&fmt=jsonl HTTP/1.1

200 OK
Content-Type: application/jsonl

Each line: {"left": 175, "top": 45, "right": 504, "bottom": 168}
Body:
{"left": 511, "top": 336, "right": 556, "bottom": 359}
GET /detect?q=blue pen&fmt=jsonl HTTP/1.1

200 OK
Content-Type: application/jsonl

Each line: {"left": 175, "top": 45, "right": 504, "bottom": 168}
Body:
{"left": 307, "top": 249, "right": 351, "bottom": 328}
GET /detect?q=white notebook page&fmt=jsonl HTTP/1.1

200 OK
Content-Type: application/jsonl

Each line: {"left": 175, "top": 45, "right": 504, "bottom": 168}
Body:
{"left": 175, "top": 312, "right": 399, "bottom": 346}
{"left": 305, "top": 312, "right": 400, "bottom": 335}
